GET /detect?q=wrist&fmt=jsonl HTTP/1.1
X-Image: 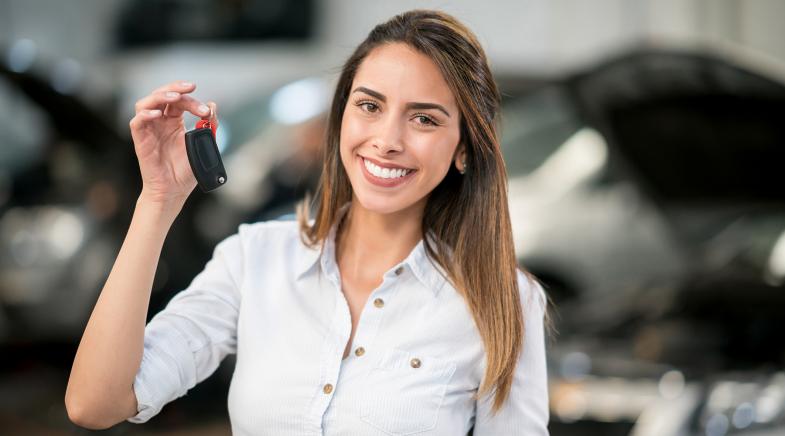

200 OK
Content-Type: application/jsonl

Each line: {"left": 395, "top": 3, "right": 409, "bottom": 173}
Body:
{"left": 135, "top": 191, "right": 187, "bottom": 223}
{"left": 137, "top": 189, "right": 188, "bottom": 208}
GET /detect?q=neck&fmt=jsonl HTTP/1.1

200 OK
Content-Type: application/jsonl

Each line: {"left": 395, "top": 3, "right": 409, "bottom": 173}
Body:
{"left": 336, "top": 196, "right": 425, "bottom": 282}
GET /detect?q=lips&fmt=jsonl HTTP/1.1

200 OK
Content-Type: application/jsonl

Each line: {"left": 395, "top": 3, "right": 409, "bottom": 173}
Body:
{"left": 358, "top": 155, "right": 417, "bottom": 188}
{"left": 360, "top": 155, "right": 415, "bottom": 171}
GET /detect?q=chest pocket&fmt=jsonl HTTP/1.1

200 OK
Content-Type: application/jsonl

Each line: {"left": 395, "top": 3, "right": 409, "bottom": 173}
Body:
{"left": 360, "top": 348, "right": 457, "bottom": 435}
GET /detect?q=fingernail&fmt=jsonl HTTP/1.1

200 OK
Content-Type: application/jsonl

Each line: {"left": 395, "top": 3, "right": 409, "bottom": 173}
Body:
{"left": 148, "top": 109, "right": 162, "bottom": 116}
{"left": 180, "top": 81, "right": 193, "bottom": 87}
{"left": 165, "top": 91, "right": 179, "bottom": 98}
{"left": 198, "top": 104, "right": 210, "bottom": 114}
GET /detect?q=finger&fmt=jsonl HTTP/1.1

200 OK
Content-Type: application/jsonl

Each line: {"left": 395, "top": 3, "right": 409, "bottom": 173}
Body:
{"left": 208, "top": 101, "right": 219, "bottom": 128}
{"left": 129, "top": 109, "right": 163, "bottom": 130}
{"left": 163, "top": 94, "right": 211, "bottom": 119}
{"left": 135, "top": 90, "right": 183, "bottom": 114}
{"left": 153, "top": 80, "right": 196, "bottom": 95}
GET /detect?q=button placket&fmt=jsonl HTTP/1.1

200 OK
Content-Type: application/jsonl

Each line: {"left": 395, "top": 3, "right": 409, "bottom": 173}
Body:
{"left": 346, "top": 300, "right": 374, "bottom": 363}
{"left": 310, "top": 278, "right": 349, "bottom": 420}
{"left": 349, "top": 276, "right": 400, "bottom": 364}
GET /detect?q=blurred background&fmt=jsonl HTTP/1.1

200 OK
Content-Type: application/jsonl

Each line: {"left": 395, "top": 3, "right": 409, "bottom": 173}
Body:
{"left": 1, "top": 0, "right": 785, "bottom": 435}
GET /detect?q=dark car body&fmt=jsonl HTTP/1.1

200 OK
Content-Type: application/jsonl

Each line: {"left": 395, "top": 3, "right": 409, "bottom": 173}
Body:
{"left": 499, "top": 48, "right": 785, "bottom": 435}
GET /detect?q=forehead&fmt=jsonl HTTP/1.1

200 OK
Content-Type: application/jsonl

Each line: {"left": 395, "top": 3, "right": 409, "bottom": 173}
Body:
{"left": 352, "top": 43, "right": 457, "bottom": 109}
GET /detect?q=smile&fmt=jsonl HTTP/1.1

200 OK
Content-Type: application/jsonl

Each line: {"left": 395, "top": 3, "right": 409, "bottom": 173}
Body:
{"left": 359, "top": 156, "right": 417, "bottom": 188}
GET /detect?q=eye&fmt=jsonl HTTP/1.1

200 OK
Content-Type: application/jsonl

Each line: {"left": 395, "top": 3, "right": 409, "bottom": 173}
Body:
{"left": 356, "top": 100, "right": 379, "bottom": 113}
{"left": 413, "top": 113, "right": 438, "bottom": 126}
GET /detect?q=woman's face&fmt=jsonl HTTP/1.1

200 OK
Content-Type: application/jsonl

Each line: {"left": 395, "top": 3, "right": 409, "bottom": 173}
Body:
{"left": 340, "top": 42, "right": 463, "bottom": 215}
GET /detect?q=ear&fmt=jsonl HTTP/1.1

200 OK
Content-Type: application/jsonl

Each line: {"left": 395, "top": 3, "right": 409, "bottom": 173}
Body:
{"left": 454, "top": 143, "right": 467, "bottom": 173}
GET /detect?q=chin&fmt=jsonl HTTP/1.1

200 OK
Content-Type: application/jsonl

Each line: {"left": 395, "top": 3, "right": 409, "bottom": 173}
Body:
{"left": 352, "top": 189, "right": 423, "bottom": 216}
{"left": 354, "top": 192, "right": 406, "bottom": 215}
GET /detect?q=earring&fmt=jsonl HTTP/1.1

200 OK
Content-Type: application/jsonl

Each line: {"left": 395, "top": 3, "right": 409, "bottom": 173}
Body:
{"left": 459, "top": 158, "right": 467, "bottom": 175}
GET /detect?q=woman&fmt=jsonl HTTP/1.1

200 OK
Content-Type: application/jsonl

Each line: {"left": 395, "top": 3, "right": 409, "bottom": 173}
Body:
{"left": 65, "top": 9, "right": 549, "bottom": 435}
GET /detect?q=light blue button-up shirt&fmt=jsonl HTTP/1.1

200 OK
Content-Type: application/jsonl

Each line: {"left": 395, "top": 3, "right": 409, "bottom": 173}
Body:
{"left": 128, "top": 205, "right": 549, "bottom": 435}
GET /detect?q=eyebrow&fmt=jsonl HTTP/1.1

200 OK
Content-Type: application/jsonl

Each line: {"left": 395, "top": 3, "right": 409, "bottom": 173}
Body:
{"left": 351, "top": 86, "right": 452, "bottom": 118}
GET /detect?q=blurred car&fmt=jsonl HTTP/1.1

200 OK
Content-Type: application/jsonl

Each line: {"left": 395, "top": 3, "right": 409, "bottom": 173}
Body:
{"left": 499, "top": 47, "right": 785, "bottom": 435}
{"left": 0, "top": 40, "right": 141, "bottom": 345}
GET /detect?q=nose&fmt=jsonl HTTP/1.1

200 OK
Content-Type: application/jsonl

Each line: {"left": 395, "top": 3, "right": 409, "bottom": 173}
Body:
{"left": 372, "top": 115, "right": 404, "bottom": 155}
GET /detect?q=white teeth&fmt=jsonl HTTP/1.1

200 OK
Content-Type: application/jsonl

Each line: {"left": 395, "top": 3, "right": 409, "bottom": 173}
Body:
{"left": 363, "top": 158, "right": 411, "bottom": 179}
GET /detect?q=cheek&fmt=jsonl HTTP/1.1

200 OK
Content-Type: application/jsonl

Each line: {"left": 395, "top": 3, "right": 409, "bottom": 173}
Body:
{"left": 341, "top": 107, "right": 366, "bottom": 137}
{"left": 338, "top": 112, "right": 353, "bottom": 158}
{"left": 339, "top": 113, "right": 363, "bottom": 155}
{"left": 415, "top": 133, "right": 460, "bottom": 174}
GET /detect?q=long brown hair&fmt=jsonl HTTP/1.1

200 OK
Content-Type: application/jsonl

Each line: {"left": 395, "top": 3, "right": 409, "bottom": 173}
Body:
{"left": 296, "top": 9, "right": 541, "bottom": 415}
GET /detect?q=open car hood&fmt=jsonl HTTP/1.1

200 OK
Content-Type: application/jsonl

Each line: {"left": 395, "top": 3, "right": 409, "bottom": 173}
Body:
{"left": 569, "top": 49, "right": 785, "bottom": 204}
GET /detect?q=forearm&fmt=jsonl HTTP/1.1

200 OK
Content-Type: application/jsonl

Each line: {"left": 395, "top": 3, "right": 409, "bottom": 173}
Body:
{"left": 65, "top": 193, "right": 185, "bottom": 428}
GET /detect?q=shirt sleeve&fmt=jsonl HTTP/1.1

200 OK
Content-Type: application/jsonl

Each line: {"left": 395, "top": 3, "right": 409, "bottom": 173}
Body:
{"left": 473, "top": 271, "right": 550, "bottom": 435}
{"left": 127, "top": 225, "right": 246, "bottom": 424}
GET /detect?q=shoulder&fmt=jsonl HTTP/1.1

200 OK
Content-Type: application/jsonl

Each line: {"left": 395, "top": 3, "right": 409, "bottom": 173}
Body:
{"left": 516, "top": 269, "right": 548, "bottom": 317}
{"left": 235, "top": 218, "right": 301, "bottom": 244}
{"left": 213, "top": 219, "right": 306, "bottom": 258}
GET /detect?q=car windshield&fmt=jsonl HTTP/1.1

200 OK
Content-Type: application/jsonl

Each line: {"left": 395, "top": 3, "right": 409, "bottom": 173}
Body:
{"left": 500, "top": 86, "right": 583, "bottom": 177}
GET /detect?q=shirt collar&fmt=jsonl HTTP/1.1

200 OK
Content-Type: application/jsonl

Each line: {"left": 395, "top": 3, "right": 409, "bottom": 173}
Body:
{"left": 295, "top": 202, "right": 449, "bottom": 297}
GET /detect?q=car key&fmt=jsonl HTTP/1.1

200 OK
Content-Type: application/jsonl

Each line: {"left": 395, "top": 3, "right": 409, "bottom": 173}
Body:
{"left": 185, "top": 118, "right": 227, "bottom": 192}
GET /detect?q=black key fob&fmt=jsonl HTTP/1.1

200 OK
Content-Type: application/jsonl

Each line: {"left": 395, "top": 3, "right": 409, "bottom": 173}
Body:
{"left": 185, "top": 123, "right": 227, "bottom": 192}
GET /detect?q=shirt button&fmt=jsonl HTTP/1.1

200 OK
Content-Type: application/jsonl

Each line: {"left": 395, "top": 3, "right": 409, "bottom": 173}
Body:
{"left": 354, "top": 346, "right": 365, "bottom": 356}
{"left": 373, "top": 298, "right": 385, "bottom": 308}
{"left": 410, "top": 358, "right": 421, "bottom": 368}
{"left": 323, "top": 383, "right": 334, "bottom": 394}
{"left": 394, "top": 266, "right": 404, "bottom": 275}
